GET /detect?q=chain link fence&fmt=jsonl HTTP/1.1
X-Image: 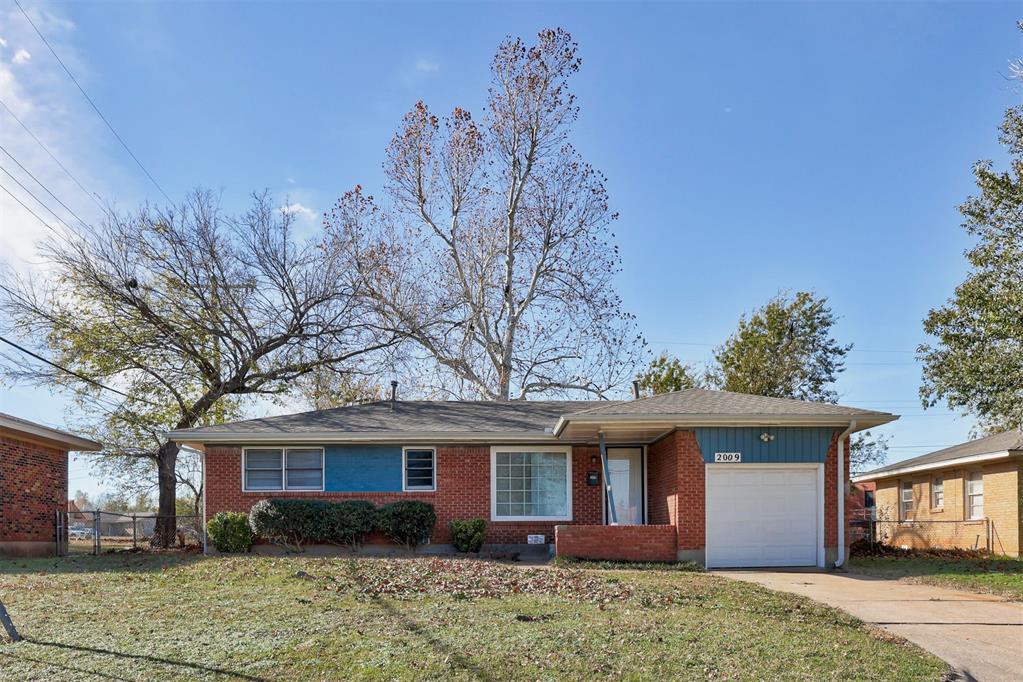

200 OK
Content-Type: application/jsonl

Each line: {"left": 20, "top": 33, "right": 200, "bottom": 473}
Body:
{"left": 870, "top": 518, "right": 991, "bottom": 553}
{"left": 56, "top": 510, "right": 204, "bottom": 555}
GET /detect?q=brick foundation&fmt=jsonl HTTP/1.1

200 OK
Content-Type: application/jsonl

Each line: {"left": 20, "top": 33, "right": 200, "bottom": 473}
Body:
{"left": 0, "top": 435, "right": 67, "bottom": 557}
{"left": 554, "top": 524, "right": 678, "bottom": 563}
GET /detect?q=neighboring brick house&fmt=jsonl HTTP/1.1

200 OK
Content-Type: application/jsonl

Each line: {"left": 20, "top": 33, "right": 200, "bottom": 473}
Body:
{"left": 169, "top": 388, "right": 896, "bottom": 568}
{"left": 0, "top": 413, "right": 101, "bottom": 557}
{"left": 852, "top": 430, "right": 1023, "bottom": 557}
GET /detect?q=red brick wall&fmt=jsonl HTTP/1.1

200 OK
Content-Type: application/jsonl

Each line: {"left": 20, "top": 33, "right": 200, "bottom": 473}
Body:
{"left": 823, "top": 430, "right": 851, "bottom": 550}
{"left": 675, "top": 430, "right": 706, "bottom": 551}
{"left": 204, "top": 444, "right": 603, "bottom": 545}
{"left": 647, "top": 435, "right": 677, "bottom": 526}
{"left": 0, "top": 435, "right": 67, "bottom": 544}
{"left": 555, "top": 524, "right": 677, "bottom": 562}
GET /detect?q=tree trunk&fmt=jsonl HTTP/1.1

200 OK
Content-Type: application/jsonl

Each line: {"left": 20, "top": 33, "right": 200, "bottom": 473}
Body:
{"left": 152, "top": 441, "right": 179, "bottom": 548}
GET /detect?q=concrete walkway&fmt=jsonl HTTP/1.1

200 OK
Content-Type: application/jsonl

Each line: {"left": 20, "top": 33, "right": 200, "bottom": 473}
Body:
{"left": 717, "top": 570, "right": 1023, "bottom": 682}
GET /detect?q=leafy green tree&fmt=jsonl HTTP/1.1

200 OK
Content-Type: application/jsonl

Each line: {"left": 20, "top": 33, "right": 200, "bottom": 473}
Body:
{"left": 635, "top": 352, "right": 703, "bottom": 396}
{"left": 919, "top": 104, "right": 1023, "bottom": 433}
{"left": 849, "top": 431, "right": 891, "bottom": 473}
{"left": 709, "top": 291, "right": 851, "bottom": 403}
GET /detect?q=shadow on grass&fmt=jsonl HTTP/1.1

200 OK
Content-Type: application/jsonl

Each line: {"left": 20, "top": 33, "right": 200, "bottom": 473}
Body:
{"left": 13, "top": 638, "right": 268, "bottom": 681}
{"left": 0, "top": 553, "right": 209, "bottom": 576}
{"left": 342, "top": 561, "right": 496, "bottom": 681}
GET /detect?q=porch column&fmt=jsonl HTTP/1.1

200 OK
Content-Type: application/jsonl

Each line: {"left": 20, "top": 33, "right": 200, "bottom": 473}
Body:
{"left": 599, "top": 431, "right": 618, "bottom": 525}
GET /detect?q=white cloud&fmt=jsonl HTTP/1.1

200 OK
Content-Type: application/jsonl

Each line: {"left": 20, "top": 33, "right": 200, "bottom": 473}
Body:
{"left": 12, "top": 48, "right": 30, "bottom": 64}
{"left": 286, "top": 177, "right": 296, "bottom": 185}
{"left": 414, "top": 58, "right": 439, "bottom": 73}
{"left": 281, "top": 202, "right": 317, "bottom": 222}
{"left": 0, "top": 37, "right": 8, "bottom": 48}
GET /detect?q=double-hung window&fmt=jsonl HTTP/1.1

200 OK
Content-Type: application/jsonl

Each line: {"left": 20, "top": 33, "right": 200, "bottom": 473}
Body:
{"left": 491, "top": 447, "right": 572, "bottom": 521}
{"left": 931, "top": 476, "right": 944, "bottom": 509}
{"left": 243, "top": 448, "right": 324, "bottom": 492}
{"left": 966, "top": 472, "right": 984, "bottom": 520}
{"left": 900, "top": 482, "right": 914, "bottom": 521}
{"left": 403, "top": 448, "right": 436, "bottom": 491}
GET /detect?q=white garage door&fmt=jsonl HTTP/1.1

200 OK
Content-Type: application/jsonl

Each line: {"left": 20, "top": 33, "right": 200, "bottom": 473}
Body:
{"left": 706, "top": 465, "right": 821, "bottom": 568}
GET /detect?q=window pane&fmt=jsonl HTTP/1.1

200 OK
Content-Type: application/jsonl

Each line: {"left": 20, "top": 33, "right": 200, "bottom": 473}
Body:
{"left": 494, "top": 451, "right": 567, "bottom": 518}
{"left": 287, "top": 449, "right": 321, "bottom": 469}
{"left": 247, "top": 449, "right": 282, "bottom": 469}
{"left": 246, "top": 469, "right": 282, "bottom": 490}
{"left": 286, "top": 468, "right": 322, "bottom": 489}
{"left": 404, "top": 449, "right": 434, "bottom": 489}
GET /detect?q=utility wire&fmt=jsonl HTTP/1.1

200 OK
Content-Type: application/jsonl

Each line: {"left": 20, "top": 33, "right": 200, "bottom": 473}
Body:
{"left": 13, "top": 0, "right": 173, "bottom": 204}
{"left": 0, "top": 181, "right": 63, "bottom": 237}
{"left": 0, "top": 96, "right": 105, "bottom": 211}
{"left": 0, "top": 165, "right": 77, "bottom": 237}
{"left": 0, "top": 143, "right": 94, "bottom": 232}
{"left": 0, "top": 334, "right": 156, "bottom": 405}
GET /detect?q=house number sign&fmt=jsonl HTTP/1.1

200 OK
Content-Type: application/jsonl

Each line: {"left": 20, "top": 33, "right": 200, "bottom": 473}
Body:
{"left": 713, "top": 452, "right": 742, "bottom": 463}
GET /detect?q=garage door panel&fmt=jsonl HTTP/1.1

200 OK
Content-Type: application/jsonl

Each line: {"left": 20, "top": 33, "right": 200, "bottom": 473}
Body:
{"left": 706, "top": 465, "right": 820, "bottom": 569}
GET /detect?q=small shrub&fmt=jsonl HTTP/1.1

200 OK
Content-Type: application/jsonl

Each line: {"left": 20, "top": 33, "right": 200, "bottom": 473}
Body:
{"left": 327, "top": 500, "right": 378, "bottom": 547}
{"left": 449, "top": 518, "right": 486, "bottom": 553}
{"left": 207, "top": 512, "right": 253, "bottom": 553}
{"left": 376, "top": 500, "right": 436, "bottom": 550}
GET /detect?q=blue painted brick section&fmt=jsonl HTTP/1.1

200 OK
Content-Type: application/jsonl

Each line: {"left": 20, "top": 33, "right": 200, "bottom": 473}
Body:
{"left": 324, "top": 445, "right": 403, "bottom": 492}
{"left": 695, "top": 427, "right": 834, "bottom": 463}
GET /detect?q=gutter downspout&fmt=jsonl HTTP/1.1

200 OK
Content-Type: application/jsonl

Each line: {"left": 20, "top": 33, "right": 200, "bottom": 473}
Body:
{"left": 833, "top": 420, "right": 856, "bottom": 569}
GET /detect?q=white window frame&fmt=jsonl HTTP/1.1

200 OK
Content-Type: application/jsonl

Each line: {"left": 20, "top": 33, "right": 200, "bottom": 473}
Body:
{"left": 490, "top": 445, "right": 573, "bottom": 522}
{"left": 402, "top": 446, "right": 437, "bottom": 492}
{"left": 931, "top": 475, "right": 944, "bottom": 509}
{"left": 242, "top": 447, "right": 324, "bottom": 493}
{"left": 966, "top": 471, "right": 984, "bottom": 520}
{"left": 900, "top": 481, "right": 914, "bottom": 521}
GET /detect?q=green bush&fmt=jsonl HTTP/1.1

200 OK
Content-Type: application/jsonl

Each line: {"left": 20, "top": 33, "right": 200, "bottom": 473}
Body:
{"left": 449, "top": 518, "right": 486, "bottom": 553}
{"left": 376, "top": 501, "right": 436, "bottom": 550}
{"left": 248, "top": 499, "right": 379, "bottom": 550}
{"left": 326, "top": 500, "right": 378, "bottom": 547}
{"left": 207, "top": 512, "right": 253, "bottom": 553}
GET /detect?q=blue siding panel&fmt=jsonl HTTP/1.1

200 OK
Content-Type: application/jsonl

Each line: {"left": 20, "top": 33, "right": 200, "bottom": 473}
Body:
{"left": 695, "top": 427, "right": 835, "bottom": 463}
{"left": 324, "top": 445, "right": 403, "bottom": 492}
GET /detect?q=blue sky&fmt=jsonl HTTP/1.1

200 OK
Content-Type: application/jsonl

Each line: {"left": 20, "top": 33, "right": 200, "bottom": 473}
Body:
{"left": 0, "top": 1, "right": 1019, "bottom": 497}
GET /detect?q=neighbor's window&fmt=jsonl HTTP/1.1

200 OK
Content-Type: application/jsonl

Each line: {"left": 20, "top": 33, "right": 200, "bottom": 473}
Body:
{"left": 243, "top": 448, "right": 323, "bottom": 491}
{"left": 492, "top": 448, "right": 571, "bottom": 520}
{"left": 900, "top": 482, "right": 914, "bottom": 521}
{"left": 403, "top": 448, "right": 436, "bottom": 491}
{"left": 931, "top": 476, "right": 944, "bottom": 509}
{"left": 966, "top": 472, "right": 984, "bottom": 520}
{"left": 864, "top": 490, "right": 875, "bottom": 509}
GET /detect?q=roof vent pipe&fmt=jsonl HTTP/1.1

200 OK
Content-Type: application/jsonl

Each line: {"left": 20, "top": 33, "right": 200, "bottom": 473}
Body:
{"left": 632, "top": 380, "right": 641, "bottom": 400}
{"left": 390, "top": 380, "right": 398, "bottom": 408}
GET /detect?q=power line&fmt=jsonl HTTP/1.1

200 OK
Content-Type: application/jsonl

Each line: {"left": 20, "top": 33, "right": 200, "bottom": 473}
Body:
{"left": 0, "top": 164, "right": 78, "bottom": 237}
{"left": 0, "top": 181, "right": 64, "bottom": 238}
{"left": 13, "top": 0, "right": 173, "bottom": 204}
{"left": 0, "top": 96, "right": 105, "bottom": 211}
{"left": 0, "top": 143, "right": 94, "bottom": 232}
{"left": 0, "top": 334, "right": 155, "bottom": 405}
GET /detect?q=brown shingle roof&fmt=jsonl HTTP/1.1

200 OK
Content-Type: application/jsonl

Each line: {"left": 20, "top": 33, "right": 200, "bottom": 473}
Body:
{"left": 856, "top": 429, "right": 1023, "bottom": 479}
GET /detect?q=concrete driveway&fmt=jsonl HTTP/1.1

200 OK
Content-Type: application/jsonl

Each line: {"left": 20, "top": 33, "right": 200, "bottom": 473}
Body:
{"left": 717, "top": 570, "right": 1022, "bottom": 682}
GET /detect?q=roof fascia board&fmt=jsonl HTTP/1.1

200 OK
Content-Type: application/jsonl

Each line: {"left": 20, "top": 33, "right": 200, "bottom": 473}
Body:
{"left": 558, "top": 413, "right": 895, "bottom": 430}
{"left": 852, "top": 450, "right": 1017, "bottom": 482}
{"left": 0, "top": 416, "right": 101, "bottom": 451}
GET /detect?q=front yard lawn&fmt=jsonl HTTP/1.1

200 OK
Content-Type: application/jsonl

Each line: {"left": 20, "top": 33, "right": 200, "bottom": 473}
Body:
{"left": 848, "top": 553, "right": 1023, "bottom": 600}
{"left": 0, "top": 554, "right": 946, "bottom": 680}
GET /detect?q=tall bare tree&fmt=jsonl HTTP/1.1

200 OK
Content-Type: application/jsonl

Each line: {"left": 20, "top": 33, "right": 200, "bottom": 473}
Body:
{"left": 0, "top": 190, "right": 397, "bottom": 544}
{"left": 328, "top": 29, "right": 644, "bottom": 400}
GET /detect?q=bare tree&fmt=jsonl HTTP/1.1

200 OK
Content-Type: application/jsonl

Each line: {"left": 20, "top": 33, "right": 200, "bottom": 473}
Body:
{"left": 328, "top": 29, "right": 644, "bottom": 400}
{"left": 1, "top": 190, "right": 398, "bottom": 545}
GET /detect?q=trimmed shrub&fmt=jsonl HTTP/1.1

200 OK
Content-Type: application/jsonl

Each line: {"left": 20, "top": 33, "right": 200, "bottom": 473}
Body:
{"left": 248, "top": 499, "right": 380, "bottom": 550}
{"left": 376, "top": 501, "right": 436, "bottom": 550}
{"left": 449, "top": 518, "right": 486, "bottom": 553}
{"left": 207, "top": 512, "right": 253, "bottom": 553}
{"left": 326, "top": 500, "right": 378, "bottom": 547}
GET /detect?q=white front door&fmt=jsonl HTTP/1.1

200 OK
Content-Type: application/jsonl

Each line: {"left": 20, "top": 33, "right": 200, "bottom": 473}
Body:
{"left": 606, "top": 447, "right": 644, "bottom": 525}
{"left": 705, "top": 465, "right": 822, "bottom": 568}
